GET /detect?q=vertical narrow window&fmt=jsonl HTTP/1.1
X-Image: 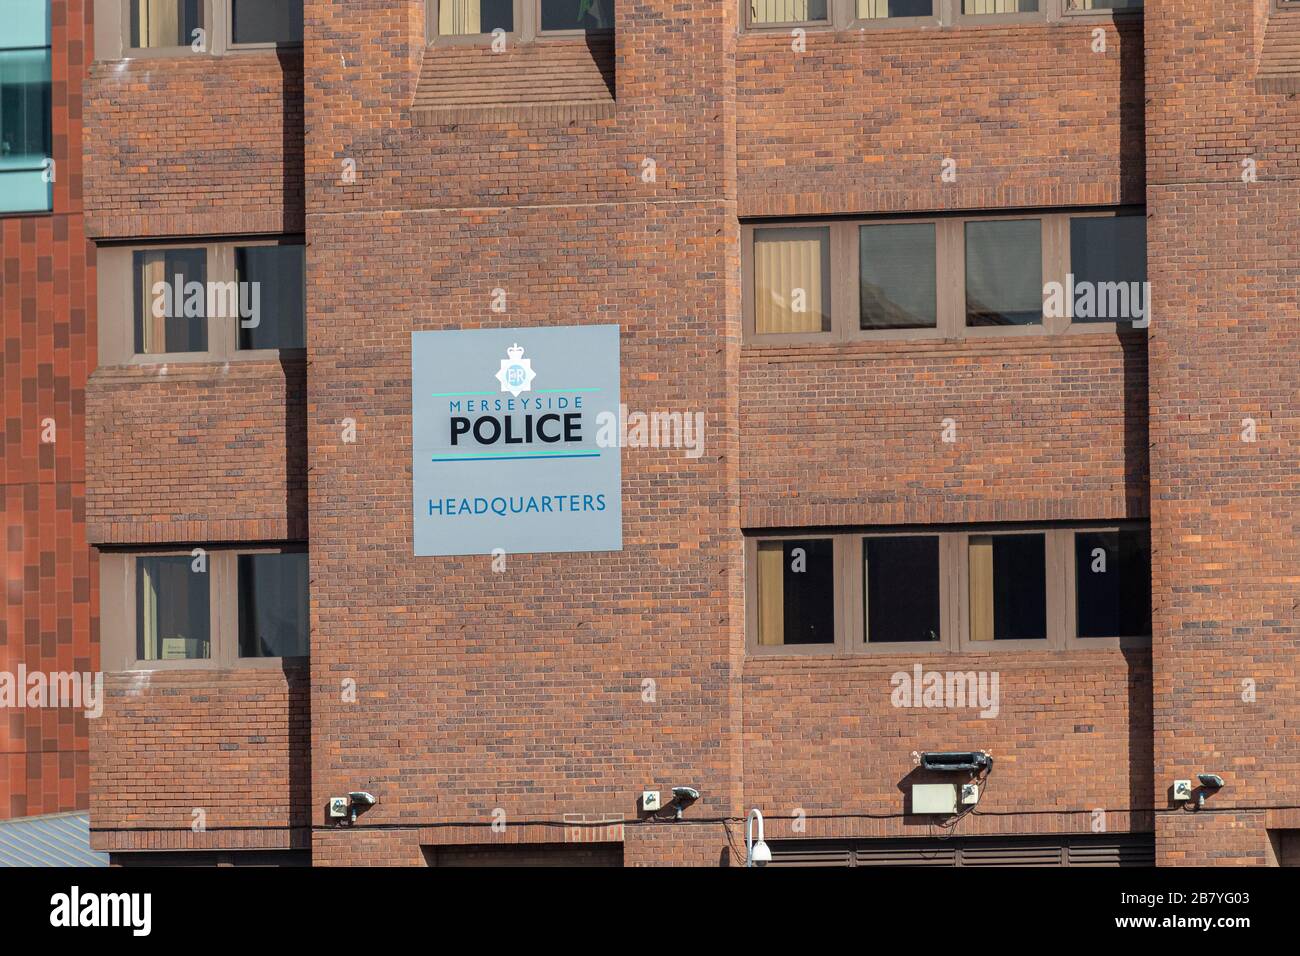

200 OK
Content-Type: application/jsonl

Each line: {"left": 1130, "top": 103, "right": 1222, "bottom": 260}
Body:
{"left": 965, "top": 219, "right": 1043, "bottom": 327}
{"left": 859, "top": 222, "right": 937, "bottom": 330}
{"left": 863, "top": 536, "right": 941, "bottom": 643}
{"left": 236, "top": 244, "right": 306, "bottom": 350}
{"left": 757, "top": 539, "right": 835, "bottom": 646}
{"left": 753, "top": 227, "right": 831, "bottom": 335}
{"left": 749, "top": 0, "right": 828, "bottom": 25}
{"left": 540, "top": 0, "right": 614, "bottom": 30}
{"left": 963, "top": 0, "right": 1038, "bottom": 12}
{"left": 968, "top": 533, "right": 1046, "bottom": 641}
{"left": 238, "top": 553, "right": 309, "bottom": 658}
{"left": 129, "top": 0, "right": 204, "bottom": 48}
{"left": 437, "top": 0, "right": 515, "bottom": 34}
{"left": 133, "top": 248, "right": 208, "bottom": 354}
{"left": 1069, "top": 214, "right": 1148, "bottom": 323}
{"left": 857, "top": 0, "right": 932, "bottom": 17}
{"left": 231, "top": 0, "right": 303, "bottom": 45}
{"left": 0, "top": 0, "right": 51, "bottom": 214}
{"left": 137, "top": 556, "right": 211, "bottom": 660}
{"left": 1075, "top": 530, "right": 1151, "bottom": 638}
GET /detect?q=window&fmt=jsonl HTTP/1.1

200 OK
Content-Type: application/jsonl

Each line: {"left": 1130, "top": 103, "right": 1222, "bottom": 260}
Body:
{"left": 743, "top": 209, "right": 1146, "bottom": 343}
{"left": 755, "top": 538, "right": 836, "bottom": 647}
{"left": 230, "top": 0, "right": 303, "bottom": 45}
{"left": 430, "top": 0, "right": 613, "bottom": 40}
{"left": 863, "top": 535, "right": 942, "bottom": 643}
{"left": 0, "top": 0, "right": 51, "bottom": 214}
{"left": 747, "top": 525, "right": 1150, "bottom": 654}
{"left": 749, "top": 0, "right": 829, "bottom": 26}
{"left": 859, "top": 223, "right": 936, "bottom": 330}
{"left": 967, "top": 533, "right": 1046, "bottom": 643}
{"left": 1068, "top": 212, "right": 1148, "bottom": 324}
{"left": 743, "top": 0, "right": 1138, "bottom": 30}
{"left": 235, "top": 244, "right": 306, "bottom": 350}
{"left": 133, "top": 247, "right": 208, "bottom": 354}
{"left": 238, "top": 552, "right": 309, "bottom": 658}
{"left": 965, "top": 220, "right": 1043, "bottom": 327}
{"left": 98, "top": 0, "right": 302, "bottom": 58}
{"left": 1072, "top": 529, "right": 1151, "bottom": 640}
{"left": 137, "top": 554, "right": 211, "bottom": 660}
{"left": 104, "top": 547, "right": 307, "bottom": 670}
{"left": 752, "top": 227, "right": 831, "bottom": 337}
{"left": 129, "top": 0, "right": 203, "bottom": 49}
{"left": 98, "top": 237, "right": 305, "bottom": 365}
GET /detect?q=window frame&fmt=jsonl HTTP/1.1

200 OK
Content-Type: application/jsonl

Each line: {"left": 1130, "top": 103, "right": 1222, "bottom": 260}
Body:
{"left": 744, "top": 524, "right": 1151, "bottom": 657}
{"left": 425, "top": 0, "right": 614, "bottom": 45}
{"left": 1063, "top": 521, "right": 1152, "bottom": 649}
{"left": 0, "top": 2, "right": 54, "bottom": 216}
{"left": 739, "top": 0, "right": 1141, "bottom": 32}
{"left": 100, "top": 545, "right": 308, "bottom": 672}
{"left": 742, "top": 207, "right": 1147, "bottom": 346}
{"left": 96, "top": 235, "right": 307, "bottom": 366}
{"left": 95, "top": 0, "right": 302, "bottom": 59}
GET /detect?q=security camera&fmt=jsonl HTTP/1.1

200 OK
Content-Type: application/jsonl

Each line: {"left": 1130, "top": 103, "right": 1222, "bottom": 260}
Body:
{"left": 669, "top": 786, "right": 700, "bottom": 820}
{"left": 1194, "top": 774, "right": 1223, "bottom": 809}
{"left": 346, "top": 791, "right": 377, "bottom": 824}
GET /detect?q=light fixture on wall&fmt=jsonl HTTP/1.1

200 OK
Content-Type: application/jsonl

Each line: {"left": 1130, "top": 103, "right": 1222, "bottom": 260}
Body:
{"left": 745, "top": 808, "right": 771, "bottom": 868}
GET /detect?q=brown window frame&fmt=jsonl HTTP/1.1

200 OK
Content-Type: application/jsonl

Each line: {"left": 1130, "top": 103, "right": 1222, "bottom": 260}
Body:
{"left": 425, "top": 0, "right": 615, "bottom": 45}
{"left": 744, "top": 524, "right": 1152, "bottom": 657}
{"left": 742, "top": 208, "right": 1147, "bottom": 346}
{"left": 99, "top": 545, "right": 308, "bottom": 672}
{"left": 740, "top": 0, "right": 1140, "bottom": 32}
{"left": 96, "top": 236, "right": 306, "bottom": 367}
{"left": 94, "top": 0, "right": 302, "bottom": 59}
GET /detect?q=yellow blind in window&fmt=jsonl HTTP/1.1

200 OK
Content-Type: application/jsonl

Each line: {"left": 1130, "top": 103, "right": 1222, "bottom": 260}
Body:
{"left": 439, "top": 0, "right": 482, "bottom": 35}
{"left": 964, "top": 0, "right": 1023, "bottom": 13}
{"left": 757, "top": 542, "right": 785, "bottom": 646}
{"left": 751, "top": 0, "right": 812, "bottom": 24}
{"left": 137, "top": 0, "right": 180, "bottom": 47}
{"left": 857, "top": 0, "right": 889, "bottom": 17}
{"left": 969, "top": 536, "right": 995, "bottom": 642}
{"left": 754, "top": 231, "right": 825, "bottom": 334}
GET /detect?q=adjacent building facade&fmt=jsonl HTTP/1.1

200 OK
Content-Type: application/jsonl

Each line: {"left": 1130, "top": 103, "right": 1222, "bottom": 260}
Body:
{"left": 1, "top": 0, "right": 96, "bottom": 821}
{"left": 78, "top": 0, "right": 1298, "bottom": 866}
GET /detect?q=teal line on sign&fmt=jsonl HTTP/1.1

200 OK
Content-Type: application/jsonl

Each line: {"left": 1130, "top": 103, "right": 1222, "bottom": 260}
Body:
{"left": 430, "top": 387, "right": 601, "bottom": 397}
{"left": 431, "top": 452, "right": 602, "bottom": 462}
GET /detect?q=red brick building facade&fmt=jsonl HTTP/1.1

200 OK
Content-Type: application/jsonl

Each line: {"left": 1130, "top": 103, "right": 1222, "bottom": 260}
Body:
{"left": 1, "top": 0, "right": 97, "bottom": 821}
{"left": 77, "top": 0, "right": 1298, "bottom": 865}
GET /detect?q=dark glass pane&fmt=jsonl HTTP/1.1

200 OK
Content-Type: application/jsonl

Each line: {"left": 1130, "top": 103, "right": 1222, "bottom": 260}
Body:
{"left": 130, "top": 0, "right": 204, "bottom": 48}
{"left": 965, "top": 219, "right": 1043, "bottom": 326}
{"left": 859, "top": 222, "right": 937, "bottom": 330}
{"left": 237, "top": 245, "right": 306, "bottom": 350}
{"left": 232, "top": 0, "right": 303, "bottom": 44}
{"left": 1075, "top": 530, "right": 1152, "bottom": 638}
{"left": 133, "top": 248, "right": 208, "bottom": 354}
{"left": 540, "top": 0, "right": 615, "bottom": 31}
{"left": 757, "top": 539, "right": 834, "bottom": 646}
{"left": 1069, "top": 214, "right": 1148, "bottom": 323}
{"left": 865, "top": 536, "right": 941, "bottom": 642}
{"left": 239, "top": 553, "right": 309, "bottom": 658}
{"left": 137, "top": 555, "right": 210, "bottom": 660}
{"left": 970, "top": 533, "right": 1046, "bottom": 641}
{"left": 0, "top": 49, "right": 51, "bottom": 163}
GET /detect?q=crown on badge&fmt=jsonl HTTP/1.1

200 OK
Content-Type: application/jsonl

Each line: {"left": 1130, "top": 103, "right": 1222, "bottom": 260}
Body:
{"left": 506, "top": 343, "right": 525, "bottom": 360}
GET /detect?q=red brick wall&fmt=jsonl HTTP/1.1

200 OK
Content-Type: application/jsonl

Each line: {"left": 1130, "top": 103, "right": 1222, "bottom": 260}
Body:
{"left": 83, "top": 52, "right": 303, "bottom": 240}
{"left": 84, "top": 359, "right": 307, "bottom": 545}
{"left": 1146, "top": 0, "right": 1300, "bottom": 865}
{"left": 90, "top": 668, "right": 309, "bottom": 852}
{"left": 0, "top": 0, "right": 97, "bottom": 820}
